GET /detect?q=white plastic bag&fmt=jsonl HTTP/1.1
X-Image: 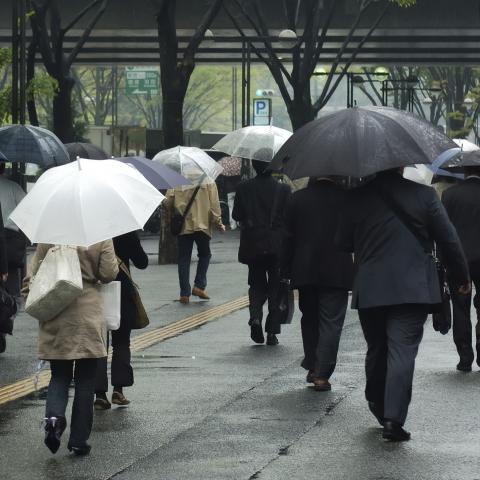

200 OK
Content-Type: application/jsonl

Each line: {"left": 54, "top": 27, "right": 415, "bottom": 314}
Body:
{"left": 26, "top": 245, "right": 83, "bottom": 322}
{"left": 98, "top": 281, "right": 121, "bottom": 331}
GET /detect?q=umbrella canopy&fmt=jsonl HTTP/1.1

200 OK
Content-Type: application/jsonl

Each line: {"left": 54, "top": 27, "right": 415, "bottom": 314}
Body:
{"left": 10, "top": 158, "right": 165, "bottom": 247}
{"left": 65, "top": 142, "right": 108, "bottom": 161}
{"left": 442, "top": 149, "right": 480, "bottom": 173}
{"left": 114, "top": 156, "right": 191, "bottom": 190}
{"left": 152, "top": 146, "right": 223, "bottom": 188}
{"left": 218, "top": 156, "right": 242, "bottom": 177}
{"left": 452, "top": 138, "right": 479, "bottom": 152}
{"left": 270, "top": 107, "right": 457, "bottom": 179}
{"left": 0, "top": 125, "right": 69, "bottom": 168}
{"left": 0, "top": 149, "right": 6, "bottom": 161}
{"left": 213, "top": 126, "right": 292, "bottom": 162}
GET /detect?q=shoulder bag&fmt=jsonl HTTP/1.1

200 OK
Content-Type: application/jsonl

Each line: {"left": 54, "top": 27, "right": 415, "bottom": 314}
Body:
{"left": 97, "top": 281, "right": 121, "bottom": 331}
{"left": 170, "top": 184, "right": 203, "bottom": 236}
{"left": 118, "top": 260, "right": 149, "bottom": 329}
{"left": 25, "top": 245, "right": 83, "bottom": 322}
{"left": 375, "top": 187, "right": 452, "bottom": 334}
{"left": 0, "top": 282, "right": 17, "bottom": 334}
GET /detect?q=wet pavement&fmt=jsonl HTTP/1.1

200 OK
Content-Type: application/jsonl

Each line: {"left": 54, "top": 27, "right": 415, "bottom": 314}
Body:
{"left": 1, "top": 231, "right": 480, "bottom": 479}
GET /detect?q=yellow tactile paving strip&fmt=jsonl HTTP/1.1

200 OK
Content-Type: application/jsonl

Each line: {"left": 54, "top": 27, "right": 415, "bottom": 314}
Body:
{"left": 0, "top": 296, "right": 249, "bottom": 406}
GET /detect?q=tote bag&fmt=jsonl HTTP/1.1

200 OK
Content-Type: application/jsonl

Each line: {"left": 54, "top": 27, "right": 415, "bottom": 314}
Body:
{"left": 25, "top": 245, "right": 83, "bottom": 322}
{"left": 97, "top": 281, "right": 121, "bottom": 331}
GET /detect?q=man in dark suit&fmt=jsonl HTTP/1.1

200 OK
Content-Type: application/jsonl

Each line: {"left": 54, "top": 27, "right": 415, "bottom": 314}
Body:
{"left": 442, "top": 167, "right": 480, "bottom": 371}
{"left": 233, "top": 159, "right": 291, "bottom": 346}
{"left": 337, "top": 170, "right": 469, "bottom": 441}
{"left": 283, "top": 178, "right": 354, "bottom": 391}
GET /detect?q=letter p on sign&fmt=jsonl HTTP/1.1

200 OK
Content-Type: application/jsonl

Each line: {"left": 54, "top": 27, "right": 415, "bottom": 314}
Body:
{"left": 253, "top": 98, "right": 272, "bottom": 126}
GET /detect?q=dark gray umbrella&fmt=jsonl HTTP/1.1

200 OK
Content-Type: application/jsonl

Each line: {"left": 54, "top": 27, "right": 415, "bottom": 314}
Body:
{"left": 441, "top": 148, "right": 480, "bottom": 173}
{"left": 270, "top": 107, "right": 457, "bottom": 178}
{"left": 65, "top": 142, "right": 108, "bottom": 161}
{"left": 0, "top": 125, "right": 70, "bottom": 168}
{"left": 0, "top": 149, "right": 6, "bottom": 161}
{"left": 113, "top": 156, "right": 191, "bottom": 190}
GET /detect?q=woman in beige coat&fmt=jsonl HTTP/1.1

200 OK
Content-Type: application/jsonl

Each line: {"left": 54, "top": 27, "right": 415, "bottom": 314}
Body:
{"left": 25, "top": 241, "right": 118, "bottom": 456}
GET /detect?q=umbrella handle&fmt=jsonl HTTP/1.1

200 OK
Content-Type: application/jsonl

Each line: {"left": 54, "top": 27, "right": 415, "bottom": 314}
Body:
{"left": 76, "top": 156, "right": 82, "bottom": 171}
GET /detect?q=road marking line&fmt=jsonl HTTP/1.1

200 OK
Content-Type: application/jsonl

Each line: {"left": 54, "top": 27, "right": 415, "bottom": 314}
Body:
{"left": 0, "top": 296, "right": 249, "bottom": 406}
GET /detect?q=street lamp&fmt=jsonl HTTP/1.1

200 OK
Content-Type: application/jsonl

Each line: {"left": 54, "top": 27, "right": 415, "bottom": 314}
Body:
{"left": 278, "top": 29, "right": 298, "bottom": 48}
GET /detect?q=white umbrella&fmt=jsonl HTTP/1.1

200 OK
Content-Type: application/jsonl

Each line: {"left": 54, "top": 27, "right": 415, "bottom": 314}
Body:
{"left": 212, "top": 125, "right": 292, "bottom": 162}
{"left": 152, "top": 146, "right": 223, "bottom": 188}
{"left": 452, "top": 138, "right": 479, "bottom": 152}
{"left": 10, "top": 158, "right": 165, "bottom": 247}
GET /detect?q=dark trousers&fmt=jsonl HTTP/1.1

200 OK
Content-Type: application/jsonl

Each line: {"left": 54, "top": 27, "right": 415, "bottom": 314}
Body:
{"left": 46, "top": 359, "right": 98, "bottom": 447}
{"left": 95, "top": 322, "right": 133, "bottom": 393}
{"left": 358, "top": 304, "right": 427, "bottom": 426}
{"left": 449, "top": 262, "right": 480, "bottom": 364}
{"left": 247, "top": 255, "right": 281, "bottom": 335}
{"left": 298, "top": 286, "right": 348, "bottom": 379}
{"left": 177, "top": 232, "right": 211, "bottom": 297}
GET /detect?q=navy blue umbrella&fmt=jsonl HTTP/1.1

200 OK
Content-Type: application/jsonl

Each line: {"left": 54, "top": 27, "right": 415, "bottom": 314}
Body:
{"left": 113, "top": 156, "right": 191, "bottom": 189}
{"left": 0, "top": 125, "right": 69, "bottom": 168}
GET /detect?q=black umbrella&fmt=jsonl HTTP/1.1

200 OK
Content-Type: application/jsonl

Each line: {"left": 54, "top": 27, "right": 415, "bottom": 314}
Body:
{"left": 65, "top": 142, "right": 108, "bottom": 161}
{"left": 270, "top": 107, "right": 457, "bottom": 179}
{"left": 0, "top": 149, "right": 6, "bottom": 161}
{"left": 441, "top": 148, "right": 480, "bottom": 173}
{"left": 0, "top": 124, "right": 70, "bottom": 168}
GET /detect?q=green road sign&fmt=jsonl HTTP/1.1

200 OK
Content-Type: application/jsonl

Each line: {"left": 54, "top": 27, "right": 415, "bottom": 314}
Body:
{"left": 125, "top": 67, "right": 160, "bottom": 96}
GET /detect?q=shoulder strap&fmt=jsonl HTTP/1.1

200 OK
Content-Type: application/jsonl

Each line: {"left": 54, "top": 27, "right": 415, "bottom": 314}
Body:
{"left": 182, "top": 174, "right": 207, "bottom": 219}
{"left": 269, "top": 181, "right": 281, "bottom": 228}
{"left": 116, "top": 256, "right": 139, "bottom": 288}
{"left": 374, "top": 185, "right": 432, "bottom": 254}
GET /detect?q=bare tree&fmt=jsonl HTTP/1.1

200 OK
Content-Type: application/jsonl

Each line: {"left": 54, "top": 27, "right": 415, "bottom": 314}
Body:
{"left": 152, "top": 0, "right": 224, "bottom": 147}
{"left": 29, "top": 0, "right": 109, "bottom": 142}
{"left": 226, "top": 0, "right": 404, "bottom": 130}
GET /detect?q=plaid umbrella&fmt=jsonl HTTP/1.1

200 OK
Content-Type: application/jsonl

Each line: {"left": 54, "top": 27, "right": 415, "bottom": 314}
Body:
{"left": 218, "top": 156, "right": 242, "bottom": 177}
{"left": 65, "top": 142, "right": 108, "bottom": 161}
{"left": 0, "top": 125, "right": 69, "bottom": 168}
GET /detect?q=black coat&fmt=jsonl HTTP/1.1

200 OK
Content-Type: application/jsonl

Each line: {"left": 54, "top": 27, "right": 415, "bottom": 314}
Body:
{"left": 442, "top": 177, "right": 480, "bottom": 263}
{"left": 336, "top": 172, "right": 469, "bottom": 310}
{"left": 0, "top": 205, "right": 7, "bottom": 274}
{"left": 283, "top": 180, "right": 354, "bottom": 290}
{"left": 113, "top": 232, "right": 148, "bottom": 327}
{"left": 232, "top": 174, "right": 291, "bottom": 264}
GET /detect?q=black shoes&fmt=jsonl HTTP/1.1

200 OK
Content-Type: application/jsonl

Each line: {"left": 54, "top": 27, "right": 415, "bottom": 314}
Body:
{"left": 368, "top": 402, "right": 385, "bottom": 427}
{"left": 382, "top": 420, "right": 411, "bottom": 442}
{"left": 249, "top": 321, "right": 264, "bottom": 344}
{"left": 306, "top": 371, "right": 315, "bottom": 383}
{"left": 456, "top": 361, "right": 472, "bottom": 372}
{"left": 266, "top": 334, "right": 279, "bottom": 346}
{"left": 68, "top": 443, "right": 91, "bottom": 456}
{"left": 43, "top": 416, "right": 67, "bottom": 454}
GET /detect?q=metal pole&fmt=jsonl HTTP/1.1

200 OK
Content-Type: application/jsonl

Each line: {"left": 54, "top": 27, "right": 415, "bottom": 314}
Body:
{"left": 11, "top": 0, "right": 19, "bottom": 125}
{"left": 246, "top": 42, "right": 251, "bottom": 126}
{"left": 241, "top": 41, "right": 246, "bottom": 127}
{"left": 19, "top": 0, "right": 26, "bottom": 125}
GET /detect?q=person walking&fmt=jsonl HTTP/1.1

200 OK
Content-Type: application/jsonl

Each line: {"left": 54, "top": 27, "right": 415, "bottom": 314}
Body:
{"left": 442, "top": 166, "right": 480, "bottom": 371}
{"left": 166, "top": 181, "right": 225, "bottom": 304}
{"left": 283, "top": 177, "right": 353, "bottom": 391}
{"left": 94, "top": 231, "right": 148, "bottom": 409}
{"left": 25, "top": 241, "right": 118, "bottom": 455}
{"left": 337, "top": 169, "right": 469, "bottom": 441}
{"left": 0, "top": 162, "right": 26, "bottom": 352}
{"left": 233, "top": 159, "right": 291, "bottom": 346}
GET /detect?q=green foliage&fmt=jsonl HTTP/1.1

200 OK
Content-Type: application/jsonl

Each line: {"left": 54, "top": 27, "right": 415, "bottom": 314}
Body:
{"left": 0, "top": 47, "right": 12, "bottom": 126}
{"left": 26, "top": 73, "right": 58, "bottom": 102}
{"left": 391, "top": 0, "right": 416, "bottom": 6}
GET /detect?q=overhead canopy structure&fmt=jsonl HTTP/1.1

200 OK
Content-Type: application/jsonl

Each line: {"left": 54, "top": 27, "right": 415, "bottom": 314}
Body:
{"left": 1, "top": 0, "right": 480, "bottom": 65}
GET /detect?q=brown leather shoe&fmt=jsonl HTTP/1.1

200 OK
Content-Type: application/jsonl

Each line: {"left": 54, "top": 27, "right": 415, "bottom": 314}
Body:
{"left": 94, "top": 396, "right": 111, "bottom": 410}
{"left": 192, "top": 287, "right": 210, "bottom": 300}
{"left": 313, "top": 378, "right": 332, "bottom": 392}
{"left": 112, "top": 391, "right": 130, "bottom": 406}
{"left": 179, "top": 296, "right": 190, "bottom": 304}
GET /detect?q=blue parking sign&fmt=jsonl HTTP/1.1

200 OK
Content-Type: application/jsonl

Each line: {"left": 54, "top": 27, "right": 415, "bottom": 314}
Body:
{"left": 253, "top": 98, "right": 272, "bottom": 126}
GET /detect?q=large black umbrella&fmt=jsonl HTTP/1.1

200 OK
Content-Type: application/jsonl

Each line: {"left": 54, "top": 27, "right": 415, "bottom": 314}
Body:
{"left": 65, "top": 142, "right": 108, "bottom": 161}
{"left": 0, "top": 124, "right": 70, "bottom": 168}
{"left": 270, "top": 107, "right": 457, "bottom": 178}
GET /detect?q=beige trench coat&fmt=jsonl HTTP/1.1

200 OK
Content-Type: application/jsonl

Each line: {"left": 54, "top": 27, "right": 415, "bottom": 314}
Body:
{"left": 25, "top": 241, "right": 119, "bottom": 361}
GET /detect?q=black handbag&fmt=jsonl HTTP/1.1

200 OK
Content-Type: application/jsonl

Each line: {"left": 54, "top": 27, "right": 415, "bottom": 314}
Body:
{"left": 170, "top": 184, "right": 202, "bottom": 236}
{"left": 0, "top": 283, "right": 17, "bottom": 335}
{"left": 277, "top": 279, "right": 295, "bottom": 324}
{"left": 376, "top": 187, "right": 452, "bottom": 334}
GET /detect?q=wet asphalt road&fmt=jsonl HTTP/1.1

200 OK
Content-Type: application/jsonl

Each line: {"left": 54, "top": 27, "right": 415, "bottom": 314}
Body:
{"left": 1, "top": 232, "right": 480, "bottom": 479}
